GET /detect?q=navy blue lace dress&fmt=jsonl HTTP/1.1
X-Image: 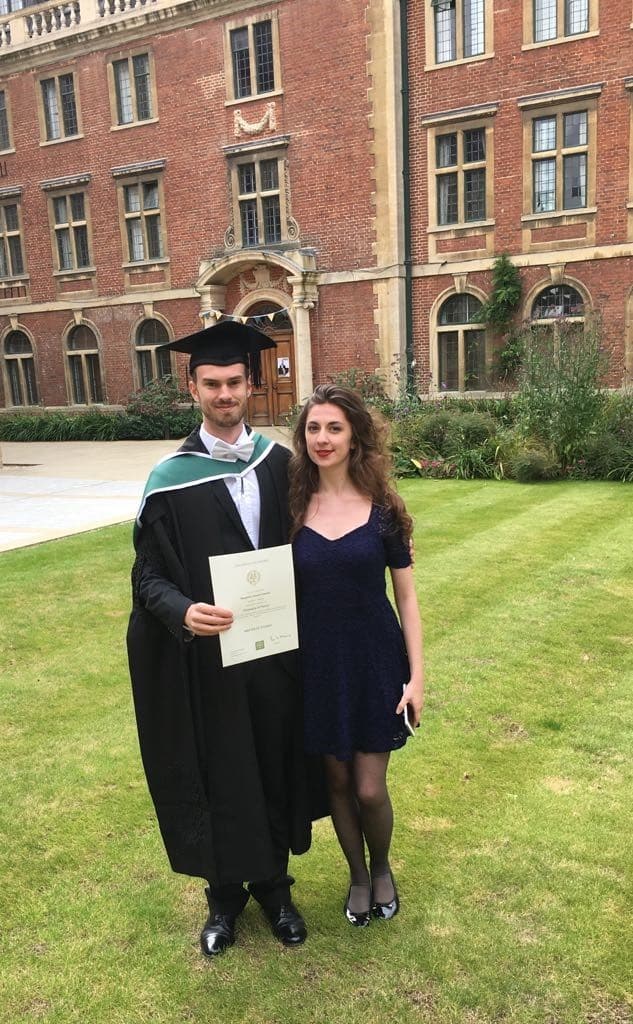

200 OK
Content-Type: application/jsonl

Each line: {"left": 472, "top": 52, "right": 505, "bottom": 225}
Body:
{"left": 293, "top": 504, "right": 412, "bottom": 762}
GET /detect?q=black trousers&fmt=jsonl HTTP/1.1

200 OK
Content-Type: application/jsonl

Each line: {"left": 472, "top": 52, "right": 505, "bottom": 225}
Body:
{"left": 207, "top": 869, "right": 294, "bottom": 915}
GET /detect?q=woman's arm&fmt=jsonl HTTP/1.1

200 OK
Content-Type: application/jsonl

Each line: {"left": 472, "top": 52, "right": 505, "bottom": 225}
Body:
{"left": 391, "top": 565, "right": 425, "bottom": 727}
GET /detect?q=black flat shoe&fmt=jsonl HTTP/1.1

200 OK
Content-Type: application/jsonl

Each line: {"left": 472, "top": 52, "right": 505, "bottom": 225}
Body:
{"left": 344, "top": 885, "right": 371, "bottom": 928}
{"left": 263, "top": 902, "right": 307, "bottom": 946}
{"left": 200, "top": 912, "right": 237, "bottom": 956}
{"left": 371, "top": 872, "right": 399, "bottom": 920}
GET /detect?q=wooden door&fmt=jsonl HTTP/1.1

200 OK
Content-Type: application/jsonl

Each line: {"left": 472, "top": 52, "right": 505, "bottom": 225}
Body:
{"left": 248, "top": 330, "right": 296, "bottom": 426}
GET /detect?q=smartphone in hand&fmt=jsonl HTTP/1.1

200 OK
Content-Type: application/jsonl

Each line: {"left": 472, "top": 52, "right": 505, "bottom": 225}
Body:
{"left": 401, "top": 696, "right": 415, "bottom": 737}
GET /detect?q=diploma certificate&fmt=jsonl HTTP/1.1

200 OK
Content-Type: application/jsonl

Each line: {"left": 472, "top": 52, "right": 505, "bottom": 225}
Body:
{"left": 208, "top": 544, "right": 299, "bottom": 667}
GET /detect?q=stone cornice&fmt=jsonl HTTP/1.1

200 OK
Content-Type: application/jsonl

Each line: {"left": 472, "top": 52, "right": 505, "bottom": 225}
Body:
{"left": 40, "top": 173, "right": 92, "bottom": 191}
{"left": 517, "top": 83, "right": 604, "bottom": 110}
{"left": 111, "top": 159, "right": 166, "bottom": 177}
{"left": 223, "top": 134, "right": 291, "bottom": 157}
{"left": 421, "top": 102, "right": 499, "bottom": 127}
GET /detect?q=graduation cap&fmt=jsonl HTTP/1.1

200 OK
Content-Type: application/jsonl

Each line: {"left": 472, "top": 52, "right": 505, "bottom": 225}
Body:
{"left": 160, "top": 320, "right": 276, "bottom": 387}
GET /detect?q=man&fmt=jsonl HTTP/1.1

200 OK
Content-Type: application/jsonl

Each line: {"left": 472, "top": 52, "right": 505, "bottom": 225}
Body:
{"left": 127, "top": 320, "right": 321, "bottom": 957}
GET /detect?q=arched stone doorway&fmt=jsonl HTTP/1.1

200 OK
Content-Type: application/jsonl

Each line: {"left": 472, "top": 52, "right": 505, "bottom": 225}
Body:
{"left": 245, "top": 302, "right": 296, "bottom": 426}
{"left": 195, "top": 248, "right": 318, "bottom": 415}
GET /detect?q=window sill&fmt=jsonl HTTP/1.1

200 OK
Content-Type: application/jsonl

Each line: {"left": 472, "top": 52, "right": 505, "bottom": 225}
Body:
{"left": 229, "top": 240, "right": 301, "bottom": 255}
{"left": 521, "top": 208, "right": 596, "bottom": 224}
{"left": 53, "top": 267, "right": 96, "bottom": 278}
{"left": 122, "top": 258, "right": 170, "bottom": 270}
{"left": 39, "top": 134, "right": 84, "bottom": 147}
{"left": 66, "top": 403, "right": 106, "bottom": 410}
{"left": 224, "top": 89, "right": 284, "bottom": 107}
{"left": 433, "top": 389, "right": 494, "bottom": 398}
{"left": 0, "top": 147, "right": 15, "bottom": 156}
{"left": 424, "top": 52, "right": 494, "bottom": 73}
{"left": 521, "top": 30, "right": 599, "bottom": 51}
{"left": 428, "top": 219, "right": 495, "bottom": 235}
{"left": 110, "top": 118, "right": 159, "bottom": 132}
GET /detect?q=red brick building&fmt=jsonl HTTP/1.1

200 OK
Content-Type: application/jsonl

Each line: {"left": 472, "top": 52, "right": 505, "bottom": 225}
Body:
{"left": 0, "top": 1, "right": 630, "bottom": 419}
{"left": 409, "top": 0, "right": 633, "bottom": 394}
{"left": 0, "top": 0, "right": 405, "bottom": 422}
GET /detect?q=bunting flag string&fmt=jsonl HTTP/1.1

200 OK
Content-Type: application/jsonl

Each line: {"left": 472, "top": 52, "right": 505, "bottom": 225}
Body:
{"left": 200, "top": 307, "right": 292, "bottom": 327}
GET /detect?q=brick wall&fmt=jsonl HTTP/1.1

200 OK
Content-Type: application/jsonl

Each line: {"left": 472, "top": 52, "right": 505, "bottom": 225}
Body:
{"left": 408, "top": 0, "right": 633, "bottom": 391}
{"left": 0, "top": 0, "right": 378, "bottom": 411}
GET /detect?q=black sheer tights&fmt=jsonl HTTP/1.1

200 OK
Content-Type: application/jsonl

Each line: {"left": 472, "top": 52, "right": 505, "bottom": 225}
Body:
{"left": 324, "top": 752, "right": 395, "bottom": 912}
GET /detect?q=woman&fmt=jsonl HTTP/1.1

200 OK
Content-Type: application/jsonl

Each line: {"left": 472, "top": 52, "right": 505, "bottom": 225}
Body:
{"left": 290, "top": 384, "right": 424, "bottom": 926}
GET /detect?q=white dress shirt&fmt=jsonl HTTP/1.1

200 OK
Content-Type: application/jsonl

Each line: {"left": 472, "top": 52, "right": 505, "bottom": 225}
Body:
{"left": 199, "top": 424, "right": 261, "bottom": 548}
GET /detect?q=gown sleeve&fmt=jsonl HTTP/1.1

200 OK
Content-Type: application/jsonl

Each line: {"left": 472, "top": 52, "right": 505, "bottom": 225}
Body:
{"left": 378, "top": 505, "right": 412, "bottom": 569}
{"left": 132, "top": 499, "right": 193, "bottom": 638}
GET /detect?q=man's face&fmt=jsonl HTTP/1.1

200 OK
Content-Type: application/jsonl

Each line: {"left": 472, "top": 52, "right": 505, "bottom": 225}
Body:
{"left": 188, "top": 362, "right": 251, "bottom": 438}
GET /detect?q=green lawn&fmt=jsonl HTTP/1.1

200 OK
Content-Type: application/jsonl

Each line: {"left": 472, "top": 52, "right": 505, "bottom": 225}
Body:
{"left": 1, "top": 481, "right": 632, "bottom": 1024}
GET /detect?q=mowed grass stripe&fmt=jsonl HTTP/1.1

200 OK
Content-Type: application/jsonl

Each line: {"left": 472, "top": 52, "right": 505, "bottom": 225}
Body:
{"left": 411, "top": 486, "right": 629, "bottom": 643}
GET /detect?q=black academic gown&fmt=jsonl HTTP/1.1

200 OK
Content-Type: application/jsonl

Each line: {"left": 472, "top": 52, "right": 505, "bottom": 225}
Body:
{"left": 127, "top": 428, "right": 322, "bottom": 885}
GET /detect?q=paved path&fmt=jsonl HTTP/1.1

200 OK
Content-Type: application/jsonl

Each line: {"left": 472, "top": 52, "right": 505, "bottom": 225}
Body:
{"left": 0, "top": 428, "right": 290, "bottom": 552}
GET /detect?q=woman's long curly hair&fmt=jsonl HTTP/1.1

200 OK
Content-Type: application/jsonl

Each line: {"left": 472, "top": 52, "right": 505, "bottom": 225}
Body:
{"left": 288, "top": 383, "right": 412, "bottom": 542}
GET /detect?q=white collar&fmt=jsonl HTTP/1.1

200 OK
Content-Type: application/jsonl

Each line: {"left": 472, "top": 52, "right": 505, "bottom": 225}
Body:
{"left": 199, "top": 423, "right": 250, "bottom": 457}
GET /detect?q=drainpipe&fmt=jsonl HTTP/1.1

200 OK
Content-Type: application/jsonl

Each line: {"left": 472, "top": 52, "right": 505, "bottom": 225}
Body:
{"left": 399, "top": 0, "right": 414, "bottom": 394}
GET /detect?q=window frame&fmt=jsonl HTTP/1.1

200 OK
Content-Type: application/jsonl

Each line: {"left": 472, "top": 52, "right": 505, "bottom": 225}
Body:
{"left": 64, "top": 322, "right": 105, "bottom": 406}
{"left": 2, "top": 328, "right": 39, "bottom": 408}
{"left": 0, "top": 198, "right": 26, "bottom": 280}
{"left": 525, "top": 280, "right": 590, "bottom": 359}
{"left": 425, "top": 107, "right": 496, "bottom": 235}
{"left": 0, "top": 89, "right": 13, "bottom": 153}
{"left": 433, "top": 124, "right": 488, "bottom": 226}
{"left": 529, "top": 282, "right": 587, "bottom": 321}
{"left": 226, "top": 144, "right": 291, "bottom": 250}
{"left": 519, "top": 87, "right": 599, "bottom": 223}
{"left": 46, "top": 187, "right": 93, "bottom": 275}
{"left": 107, "top": 49, "right": 158, "bottom": 129}
{"left": 116, "top": 172, "right": 168, "bottom": 266}
{"left": 36, "top": 69, "right": 82, "bottom": 145}
{"left": 432, "top": 290, "right": 490, "bottom": 394}
{"left": 133, "top": 317, "right": 173, "bottom": 388}
{"left": 523, "top": 0, "right": 598, "bottom": 47}
{"left": 223, "top": 11, "right": 282, "bottom": 104}
{"left": 424, "top": 0, "right": 494, "bottom": 70}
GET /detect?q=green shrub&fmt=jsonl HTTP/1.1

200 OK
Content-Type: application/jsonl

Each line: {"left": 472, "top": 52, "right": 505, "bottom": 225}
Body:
{"left": 579, "top": 432, "right": 633, "bottom": 482}
{"left": 330, "top": 367, "right": 388, "bottom": 401}
{"left": 601, "top": 389, "right": 633, "bottom": 446}
{"left": 415, "top": 411, "right": 455, "bottom": 456}
{"left": 474, "top": 254, "right": 522, "bottom": 330}
{"left": 509, "top": 444, "right": 560, "bottom": 482}
{"left": 0, "top": 408, "right": 200, "bottom": 442}
{"left": 410, "top": 455, "right": 456, "bottom": 479}
{"left": 494, "top": 329, "right": 525, "bottom": 386}
{"left": 444, "top": 411, "right": 498, "bottom": 451}
{"left": 513, "top": 316, "right": 606, "bottom": 467}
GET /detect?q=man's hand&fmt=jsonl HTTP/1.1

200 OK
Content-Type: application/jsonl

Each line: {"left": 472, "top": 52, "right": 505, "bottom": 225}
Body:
{"left": 184, "top": 603, "right": 233, "bottom": 636}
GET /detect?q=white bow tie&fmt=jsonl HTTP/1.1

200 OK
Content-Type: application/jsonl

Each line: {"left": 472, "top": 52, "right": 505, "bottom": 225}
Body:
{"left": 212, "top": 437, "right": 255, "bottom": 463}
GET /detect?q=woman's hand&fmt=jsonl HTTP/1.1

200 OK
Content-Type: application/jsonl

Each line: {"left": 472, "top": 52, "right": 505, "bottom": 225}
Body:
{"left": 396, "top": 678, "right": 424, "bottom": 728}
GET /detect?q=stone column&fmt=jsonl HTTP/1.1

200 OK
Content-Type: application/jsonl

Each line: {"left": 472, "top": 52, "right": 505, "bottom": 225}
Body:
{"left": 288, "top": 272, "right": 318, "bottom": 403}
{"left": 196, "top": 283, "right": 227, "bottom": 322}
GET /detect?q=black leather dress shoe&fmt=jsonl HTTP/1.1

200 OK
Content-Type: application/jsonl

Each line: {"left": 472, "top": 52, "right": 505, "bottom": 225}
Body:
{"left": 200, "top": 912, "right": 237, "bottom": 957}
{"left": 263, "top": 903, "right": 307, "bottom": 946}
{"left": 371, "top": 872, "right": 399, "bottom": 920}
